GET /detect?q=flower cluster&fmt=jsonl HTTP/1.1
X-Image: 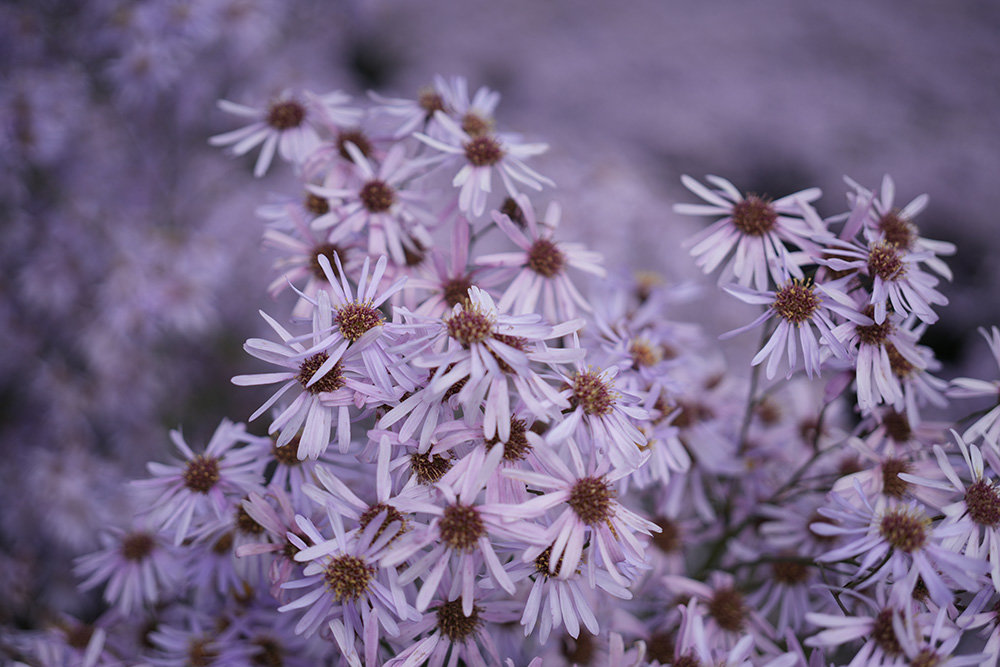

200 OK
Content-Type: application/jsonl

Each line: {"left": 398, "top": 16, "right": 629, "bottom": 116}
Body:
{"left": 13, "top": 75, "right": 1000, "bottom": 667}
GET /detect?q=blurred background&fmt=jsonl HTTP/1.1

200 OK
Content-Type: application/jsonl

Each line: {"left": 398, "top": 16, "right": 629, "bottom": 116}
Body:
{"left": 2, "top": 0, "right": 999, "bottom": 631}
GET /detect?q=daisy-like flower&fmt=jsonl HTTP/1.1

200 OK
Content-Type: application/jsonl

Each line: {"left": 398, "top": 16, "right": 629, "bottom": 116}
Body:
{"left": 415, "top": 112, "right": 553, "bottom": 217}
{"left": 311, "top": 142, "right": 436, "bottom": 266}
{"left": 665, "top": 597, "right": 795, "bottom": 667}
{"left": 235, "top": 489, "right": 313, "bottom": 600}
{"left": 130, "top": 420, "right": 264, "bottom": 544}
{"left": 720, "top": 274, "right": 864, "bottom": 379}
{"left": 379, "top": 286, "right": 582, "bottom": 448}
{"left": 477, "top": 193, "right": 605, "bottom": 322}
{"left": 546, "top": 351, "right": 649, "bottom": 473}
{"left": 901, "top": 431, "right": 1000, "bottom": 591}
{"left": 435, "top": 75, "right": 501, "bottom": 138}
{"left": 821, "top": 235, "right": 948, "bottom": 325}
{"left": 811, "top": 480, "right": 987, "bottom": 607}
{"left": 502, "top": 435, "right": 659, "bottom": 587}
{"left": 209, "top": 90, "right": 360, "bottom": 177}
{"left": 948, "top": 326, "right": 1000, "bottom": 447}
{"left": 74, "top": 526, "right": 179, "bottom": 616}
{"left": 232, "top": 289, "right": 391, "bottom": 459}
{"left": 278, "top": 510, "right": 417, "bottom": 666}
{"left": 843, "top": 174, "right": 956, "bottom": 280}
{"left": 806, "top": 596, "right": 916, "bottom": 667}
{"left": 676, "top": 174, "right": 823, "bottom": 291}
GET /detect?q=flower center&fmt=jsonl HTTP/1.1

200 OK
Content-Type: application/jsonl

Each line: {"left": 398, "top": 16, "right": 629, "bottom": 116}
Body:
{"left": 672, "top": 654, "right": 702, "bottom": 667}
{"left": 707, "top": 586, "right": 748, "bottom": 632}
{"left": 212, "top": 532, "right": 234, "bottom": 554}
{"left": 856, "top": 306, "right": 894, "bottom": 345}
{"left": 533, "top": 544, "right": 569, "bottom": 577}
{"left": 409, "top": 451, "right": 452, "bottom": 484}
{"left": 359, "top": 179, "right": 395, "bottom": 213}
{"left": 337, "top": 129, "right": 373, "bottom": 161}
{"left": 236, "top": 505, "right": 264, "bottom": 535}
{"left": 296, "top": 352, "right": 345, "bottom": 394}
{"left": 570, "top": 370, "right": 615, "bottom": 416}
{"left": 489, "top": 333, "right": 529, "bottom": 374}
{"left": 446, "top": 305, "right": 494, "bottom": 346}
{"left": 418, "top": 89, "right": 446, "bottom": 118}
{"left": 885, "top": 342, "right": 915, "bottom": 378}
{"left": 439, "top": 503, "right": 486, "bottom": 551}
{"left": 629, "top": 338, "right": 663, "bottom": 369}
{"left": 500, "top": 197, "right": 526, "bottom": 228}
{"left": 323, "top": 555, "right": 375, "bottom": 602}
{"left": 881, "top": 457, "right": 912, "bottom": 499}
{"left": 878, "top": 210, "right": 917, "bottom": 251}
{"left": 879, "top": 508, "right": 929, "bottom": 552}
{"left": 526, "top": 238, "right": 566, "bottom": 278}
{"left": 731, "top": 195, "right": 776, "bottom": 236}
{"left": 872, "top": 608, "right": 903, "bottom": 656}
{"left": 267, "top": 100, "right": 305, "bottom": 130}
{"left": 464, "top": 136, "right": 504, "bottom": 167}
{"left": 120, "top": 532, "right": 155, "bottom": 561}
{"left": 965, "top": 479, "right": 1000, "bottom": 526}
{"left": 486, "top": 417, "right": 532, "bottom": 462}
{"left": 882, "top": 410, "right": 912, "bottom": 443}
{"left": 772, "top": 280, "right": 820, "bottom": 324}
{"left": 771, "top": 557, "right": 810, "bottom": 585}
{"left": 461, "top": 112, "right": 492, "bottom": 137}
{"left": 442, "top": 276, "right": 474, "bottom": 308}
{"left": 867, "top": 241, "right": 906, "bottom": 282}
{"left": 183, "top": 455, "right": 220, "bottom": 493}
{"left": 304, "top": 192, "right": 330, "bottom": 216}
{"left": 357, "top": 502, "right": 408, "bottom": 545}
{"left": 309, "top": 243, "right": 346, "bottom": 281}
{"left": 567, "top": 476, "right": 614, "bottom": 525}
{"left": 271, "top": 435, "right": 302, "bottom": 466}
{"left": 652, "top": 516, "right": 681, "bottom": 554}
{"left": 336, "top": 302, "right": 384, "bottom": 342}
{"left": 188, "top": 638, "right": 218, "bottom": 667}
{"left": 910, "top": 648, "right": 943, "bottom": 667}
{"left": 435, "top": 598, "right": 481, "bottom": 642}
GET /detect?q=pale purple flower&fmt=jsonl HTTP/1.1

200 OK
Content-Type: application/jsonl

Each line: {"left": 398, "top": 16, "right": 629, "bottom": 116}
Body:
{"left": 477, "top": 193, "right": 605, "bottom": 322}
{"left": 415, "top": 112, "right": 553, "bottom": 217}
{"left": 130, "top": 420, "right": 264, "bottom": 544}
{"left": 677, "top": 174, "right": 823, "bottom": 291}
{"left": 948, "top": 326, "right": 1000, "bottom": 447}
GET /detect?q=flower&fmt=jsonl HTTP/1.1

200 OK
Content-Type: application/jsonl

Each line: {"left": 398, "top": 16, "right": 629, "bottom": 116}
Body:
{"left": 948, "top": 326, "right": 1000, "bottom": 447}
{"left": 677, "top": 174, "right": 823, "bottom": 291}
{"left": 415, "top": 112, "right": 553, "bottom": 217}
{"left": 477, "top": 193, "right": 605, "bottom": 322}
{"left": 209, "top": 90, "right": 360, "bottom": 177}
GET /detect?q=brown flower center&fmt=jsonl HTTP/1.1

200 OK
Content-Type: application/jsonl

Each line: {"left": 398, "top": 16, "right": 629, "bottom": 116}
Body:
{"left": 446, "top": 306, "right": 494, "bottom": 346}
{"left": 772, "top": 280, "right": 820, "bottom": 324}
{"left": 966, "top": 479, "right": 1000, "bottom": 527}
{"left": 856, "top": 306, "right": 894, "bottom": 346}
{"left": 652, "top": 516, "right": 681, "bottom": 554}
{"left": 337, "top": 129, "right": 373, "bottom": 161}
{"left": 357, "top": 502, "right": 408, "bottom": 545}
{"left": 309, "top": 243, "right": 346, "bottom": 281}
{"left": 881, "top": 457, "right": 912, "bottom": 499}
{"left": 879, "top": 508, "right": 929, "bottom": 552}
{"left": 881, "top": 410, "right": 912, "bottom": 443}
{"left": 121, "top": 532, "right": 155, "bottom": 561}
{"left": 336, "top": 302, "right": 384, "bottom": 342}
{"left": 500, "top": 197, "right": 526, "bottom": 228}
{"left": 878, "top": 210, "right": 918, "bottom": 251}
{"left": 707, "top": 586, "right": 748, "bottom": 632}
{"left": 442, "top": 276, "right": 474, "bottom": 308}
{"left": 731, "top": 195, "right": 776, "bottom": 236}
{"left": 570, "top": 370, "right": 615, "bottom": 416}
{"left": 296, "top": 352, "right": 345, "bottom": 394}
{"left": 267, "top": 100, "right": 305, "bottom": 130}
{"left": 872, "top": 608, "right": 903, "bottom": 656}
{"left": 868, "top": 241, "right": 906, "bottom": 282}
{"left": 567, "top": 476, "right": 614, "bottom": 525}
{"left": 409, "top": 451, "right": 452, "bottom": 485}
{"left": 526, "top": 238, "right": 565, "bottom": 278}
{"left": 323, "top": 555, "right": 375, "bottom": 602}
{"left": 464, "top": 136, "right": 503, "bottom": 167}
{"left": 461, "top": 112, "right": 492, "bottom": 137}
{"left": 439, "top": 503, "right": 486, "bottom": 551}
{"left": 304, "top": 192, "right": 330, "bottom": 216}
{"left": 486, "top": 417, "right": 532, "bottom": 462}
{"left": 359, "top": 179, "right": 395, "bottom": 213}
{"left": 183, "top": 455, "right": 220, "bottom": 493}
{"left": 435, "top": 598, "right": 481, "bottom": 642}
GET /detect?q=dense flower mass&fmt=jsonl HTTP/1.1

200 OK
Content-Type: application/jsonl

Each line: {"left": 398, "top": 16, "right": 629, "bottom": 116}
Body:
{"left": 9, "top": 65, "right": 1000, "bottom": 667}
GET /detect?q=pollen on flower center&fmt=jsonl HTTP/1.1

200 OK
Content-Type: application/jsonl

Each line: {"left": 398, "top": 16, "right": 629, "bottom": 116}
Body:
{"left": 486, "top": 416, "right": 532, "bottom": 462}
{"left": 881, "top": 457, "right": 912, "bottom": 499}
{"left": 867, "top": 241, "right": 906, "bottom": 281}
{"left": 464, "top": 136, "right": 504, "bottom": 167}
{"left": 304, "top": 192, "right": 330, "bottom": 216}
{"left": 409, "top": 451, "right": 452, "bottom": 484}
{"left": 267, "top": 100, "right": 305, "bottom": 130}
{"left": 570, "top": 370, "right": 616, "bottom": 416}
{"left": 271, "top": 435, "right": 302, "bottom": 466}
{"left": 629, "top": 338, "right": 664, "bottom": 369}
{"left": 436, "top": 598, "right": 482, "bottom": 642}
{"left": 878, "top": 210, "right": 918, "bottom": 251}
{"left": 533, "top": 544, "right": 568, "bottom": 577}
{"left": 772, "top": 280, "right": 820, "bottom": 324}
{"left": 183, "top": 455, "right": 220, "bottom": 493}
{"left": 446, "top": 306, "right": 494, "bottom": 346}
{"left": 707, "top": 587, "right": 748, "bottom": 632}
{"left": 359, "top": 179, "right": 395, "bottom": 213}
{"left": 567, "top": 476, "right": 614, "bottom": 525}
{"left": 438, "top": 503, "right": 486, "bottom": 551}
{"left": 120, "top": 532, "right": 155, "bottom": 561}
{"left": 872, "top": 608, "right": 903, "bottom": 656}
{"left": 526, "top": 238, "right": 566, "bottom": 278}
{"left": 323, "top": 554, "right": 375, "bottom": 602}
{"left": 965, "top": 479, "right": 1000, "bottom": 526}
{"left": 358, "top": 502, "right": 408, "bottom": 545}
{"left": 336, "top": 301, "right": 384, "bottom": 342}
{"left": 236, "top": 505, "right": 264, "bottom": 535}
{"left": 879, "top": 507, "right": 929, "bottom": 552}
{"left": 296, "top": 352, "right": 345, "bottom": 394}
{"left": 856, "top": 306, "right": 894, "bottom": 345}
{"left": 731, "top": 195, "right": 776, "bottom": 236}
